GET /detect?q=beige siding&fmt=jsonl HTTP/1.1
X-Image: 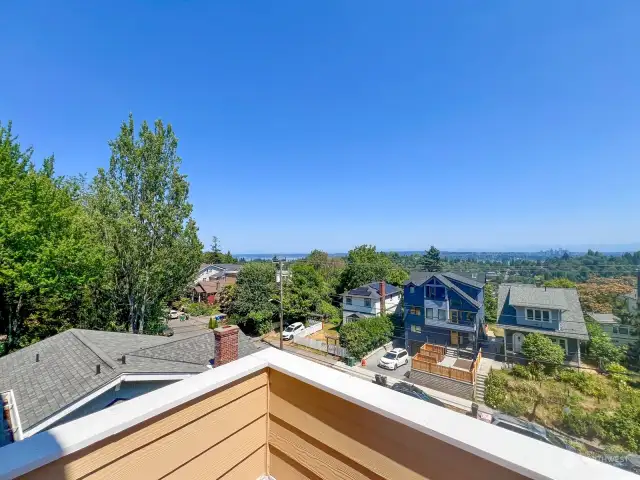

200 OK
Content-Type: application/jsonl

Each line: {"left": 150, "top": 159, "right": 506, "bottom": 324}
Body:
{"left": 268, "top": 369, "right": 526, "bottom": 480}
{"left": 22, "top": 371, "right": 268, "bottom": 480}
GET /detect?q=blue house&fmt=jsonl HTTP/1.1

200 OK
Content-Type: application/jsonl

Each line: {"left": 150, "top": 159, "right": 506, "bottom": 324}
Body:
{"left": 404, "top": 272, "right": 485, "bottom": 353}
{"left": 497, "top": 284, "right": 588, "bottom": 366}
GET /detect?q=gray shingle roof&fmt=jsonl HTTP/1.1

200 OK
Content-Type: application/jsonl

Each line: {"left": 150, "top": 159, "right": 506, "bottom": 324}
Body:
{"left": 406, "top": 272, "right": 481, "bottom": 308}
{"left": 497, "top": 284, "right": 588, "bottom": 340}
{"left": 345, "top": 282, "right": 401, "bottom": 298}
{"left": 0, "top": 328, "right": 260, "bottom": 432}
{"left": 587, "top": 313, "right": 620, "bottom": 325}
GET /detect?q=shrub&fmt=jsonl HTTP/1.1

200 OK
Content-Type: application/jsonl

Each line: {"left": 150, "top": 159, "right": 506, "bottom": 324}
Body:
{"left": 511, "top": 364, "right": 534, "bottom": 380}
{"left": 484, "top": 369, "right": 510, "bottom": 409}
{"left": 180, "top": 299, "right": 219, "bottom": 317}
{"left": 556, "top": 368, "right": 609, "bottom": 399}
{"left": 522, "top": 333, "right": 565, "bottom": 374}
{"left": 586, "top": 321, "right": 626, "bottom": 366}
{"left": 339, "top": 315, "right": 393, "bottom": 360}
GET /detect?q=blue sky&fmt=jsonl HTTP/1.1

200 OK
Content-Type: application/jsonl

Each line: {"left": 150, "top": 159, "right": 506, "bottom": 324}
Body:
{"left": 2, "top": 2, "right": 640, "bottom": 253}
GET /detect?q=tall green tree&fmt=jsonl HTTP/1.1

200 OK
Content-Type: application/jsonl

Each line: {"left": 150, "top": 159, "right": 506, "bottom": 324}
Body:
{"left": 338, "top": 245, "right": 408, "bottom": 292}
{"left": 230, "top": 262, "right": 277, "bottom": 334}
{"left": 90, "top": 115, "right": 202, "bottom": 334}
{"left": 484, "top": 283, "right": 498, "bottom": 323}
{"left": 0, "top": 122, "right": 105, "bottom": 349}
{"left": 421, "top": 246, "right": 442, "bottom": 272}
{"left": 202, "top": 236, "right": 236, "bottom": 264}
{"left": 283, "top": 263, "right": 327, "bottom": 322}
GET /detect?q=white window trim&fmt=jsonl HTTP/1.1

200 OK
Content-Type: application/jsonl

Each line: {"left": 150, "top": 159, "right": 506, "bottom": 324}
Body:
{"left": 526, "top": 308, "right": 552, "bottom": 323}
{"left": 549, "top": 337, "right": 568, "bottom": 354}
{"left": 411, "top": 324, "right": 422, "bottom": 333}
{"left": 364, "top": 299, "right": 372, "bottom": 308}
{"left": 427, "top": 286, "right": 436, "bottom": 298}
{"left": 346, "top": 296, "right": 352, "bottom": 305}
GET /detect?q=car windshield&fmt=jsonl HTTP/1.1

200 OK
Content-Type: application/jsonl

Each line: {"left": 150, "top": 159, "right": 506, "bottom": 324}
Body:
{"left": 284, "top": 325, "right": 296, "bottom": 332}
{"left": 383, "top": 352, "right": 398, "bottom": 359}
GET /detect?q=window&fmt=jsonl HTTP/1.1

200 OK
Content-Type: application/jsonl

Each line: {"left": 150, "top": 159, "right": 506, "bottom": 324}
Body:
{"left": 427, "top": 286, "right": 436, "bottom": 298}
{"left": 409, "top": 286, "right": 415, "bottom": 294}
{"left": 346, "top": 296, "right": 352, "bottom": 305}
{"left": 364, "top": 299, "right": 372, "bottom": 308}
{"left": 450, "top": 310, "right": 460, "bottom": 324}
{"left": 426, "top": 308, "right": 434, "bottom": 319}
{"left": 438, "top": 309, "right": 447, "bottom": 321}
{"left": 398, "top": 351, "right": 407, "bottom": 358}
{"left": 466, "top": 312, "right": 476, "bottom": 323}
{"left": 410, "top": 307, "right": 421, "bottom": 315}
{"left": 619, "top": 327, "right": 629, "bottom": 335}
{"left": 550, "top": 337, "right": 567, "bottom": 353}
{"left": 411, "top": 325, "right": 422, "bottom": 333}
{"left": 526, "top": 308, "right": 551, "bottom": 323}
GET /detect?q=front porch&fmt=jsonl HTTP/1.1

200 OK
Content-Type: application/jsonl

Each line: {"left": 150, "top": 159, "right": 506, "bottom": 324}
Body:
{"left": 502, "top": 328, "right": 583, "bottom": 367}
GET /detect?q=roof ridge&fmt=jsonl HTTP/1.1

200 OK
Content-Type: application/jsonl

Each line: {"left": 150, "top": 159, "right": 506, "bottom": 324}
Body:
{"left": 69, "top": 329, "right": 118, "bottom": 370}
{"left": 128, "top": 330, "right": 214, "bottom": 355}
{"left": 123, "top": 353, "right": 210, "bottom": 368}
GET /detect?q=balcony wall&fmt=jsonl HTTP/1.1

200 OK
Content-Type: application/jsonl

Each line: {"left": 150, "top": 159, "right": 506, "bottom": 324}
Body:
{"left": 268, "top": 369, "right": 523, "bottom": 480}
{"left": 20, "top": 371, "right": 268, "bottom": 480}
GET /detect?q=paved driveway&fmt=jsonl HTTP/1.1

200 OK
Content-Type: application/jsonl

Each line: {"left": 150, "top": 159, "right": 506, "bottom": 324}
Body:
{"left": 363, "top": 339, "right": 410, "bottom": 379}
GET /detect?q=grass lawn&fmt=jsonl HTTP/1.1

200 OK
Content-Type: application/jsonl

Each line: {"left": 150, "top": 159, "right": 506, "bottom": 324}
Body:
{"left": 487, "top": 324, "right": 504, "bottom": 337}
{"left": 309, "top": 322, "right": 340, "bottom": 341}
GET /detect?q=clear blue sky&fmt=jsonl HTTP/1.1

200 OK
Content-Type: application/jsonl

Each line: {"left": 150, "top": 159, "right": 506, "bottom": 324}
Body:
{"left": 2, "top": 1, "right": 640, "bottom": 253}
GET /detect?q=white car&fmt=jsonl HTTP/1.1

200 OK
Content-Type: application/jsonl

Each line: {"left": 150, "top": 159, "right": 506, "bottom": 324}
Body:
{"left": 169, "top": 309, "right": 180, "bottom": 320}
{"left": 282, "top": 322, "right": 304, "bottom": 341}
{"left": 378, "top": 348, "right": 409, "bottom": 370}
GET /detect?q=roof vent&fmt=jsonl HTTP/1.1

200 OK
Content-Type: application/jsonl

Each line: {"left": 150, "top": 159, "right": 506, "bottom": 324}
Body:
{"left": 35, "top": 353, "right": 39, "bottom": 363}
{"left": 96, "top": 364, "right": 101, "bottom": 375}
{"left": 121, "top": 355, "right": 126, "bottom": 364}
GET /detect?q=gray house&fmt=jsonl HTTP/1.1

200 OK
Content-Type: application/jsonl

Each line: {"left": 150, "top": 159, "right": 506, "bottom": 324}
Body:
{"left": 0, "top": 326, "right": 261, "bottom": 445}
{"left": 497, "top": 284, "right": 589, "bottom": 366}
{"left": 587, "top": 312, "right": 639, "bottom": 346}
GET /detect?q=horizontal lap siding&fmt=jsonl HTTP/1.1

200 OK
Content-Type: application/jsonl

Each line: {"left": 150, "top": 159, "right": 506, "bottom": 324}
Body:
{"left": 268, "top": 369, "right": 525, "bottom": 480}
{"left": 22, "top": 371, "right": 268, "bottom": 480}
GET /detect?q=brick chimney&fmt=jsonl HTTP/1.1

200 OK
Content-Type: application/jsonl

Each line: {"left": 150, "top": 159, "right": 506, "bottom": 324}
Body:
{"left": 379, "top": 281, "right": 386, "bottom": 315}
{"left": 214, "top": 325, "right": 239, "bottom": 367}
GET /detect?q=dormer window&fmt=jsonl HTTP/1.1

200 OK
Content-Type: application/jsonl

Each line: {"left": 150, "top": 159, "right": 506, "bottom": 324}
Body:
{"left": 427, "top": 286, "right": 436, "bottom": 298}
{"left": 409, "top": 286, "right": 415, "bottom": 294}
{"left": 526, "top": 308, "right": 551, "bottom": 323}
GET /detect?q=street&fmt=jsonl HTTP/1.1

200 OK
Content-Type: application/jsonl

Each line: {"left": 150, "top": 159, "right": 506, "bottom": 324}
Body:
{"left": 363, "top": 339, "right": 411, "bottom": 379}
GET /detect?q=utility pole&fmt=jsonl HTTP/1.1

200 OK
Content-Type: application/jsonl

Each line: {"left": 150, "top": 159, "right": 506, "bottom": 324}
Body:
{"left": 277, "top": 259, "right": 284, "bottom": 350}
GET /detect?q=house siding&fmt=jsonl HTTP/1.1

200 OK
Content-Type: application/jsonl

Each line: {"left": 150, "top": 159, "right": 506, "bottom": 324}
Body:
{"left": 405, "top": 276, "right": 483, "bottom": 349}
{"left": 343, "top": 293, "right": 401, "bottom": 322}
{"left": 504, "top": 329, "right": 580, "bottom": 363}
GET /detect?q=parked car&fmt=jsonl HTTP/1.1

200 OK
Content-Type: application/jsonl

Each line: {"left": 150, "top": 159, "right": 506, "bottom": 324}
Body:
{"left": 490, "top": 414, "right": 576, "bottom": 451}
{"left": 169, "top": 309, "right": 180, "bottom": 320}
{"left": 377, "top": 348, "right": 409, "bottom": 370}
{"left": 391, "top": 381, "right": 446, "bottom": 408}
{"left": 282, "top": 322, "right": 304, "bottom": 340}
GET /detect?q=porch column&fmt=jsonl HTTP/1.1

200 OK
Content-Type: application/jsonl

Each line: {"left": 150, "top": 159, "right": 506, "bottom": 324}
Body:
{"left": 503, "top": 333, "right": 507, "bottom": 364}
{"left": 577, "top": 341, "right": 582, "bottom": 368}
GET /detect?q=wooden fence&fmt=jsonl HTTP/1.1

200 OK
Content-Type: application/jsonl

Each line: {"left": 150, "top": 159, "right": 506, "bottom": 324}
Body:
{"left": 411, "top": 343, "right": 482, "bottom": 385}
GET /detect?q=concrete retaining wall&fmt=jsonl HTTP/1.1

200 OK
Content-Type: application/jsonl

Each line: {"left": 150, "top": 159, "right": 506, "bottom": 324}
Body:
{"left": 409, "top": 370, "right": 475, "bottom": 400}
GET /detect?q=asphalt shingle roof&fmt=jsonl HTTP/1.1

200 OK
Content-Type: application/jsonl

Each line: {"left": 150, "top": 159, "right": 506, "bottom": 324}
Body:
{"left": 587, "top": 313, "right": 620, "bottom": 325}
{"left": 497, "top": 284, "right": 589, "bottom": 340}
{"left": 405, "top": 272, "right": 481, "bottom": 308}
{"left": 0, "top": 327, "right": 260, "bottom": 432}
{"left": 345, "top": 282, "right": 401, "bottom": 298}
